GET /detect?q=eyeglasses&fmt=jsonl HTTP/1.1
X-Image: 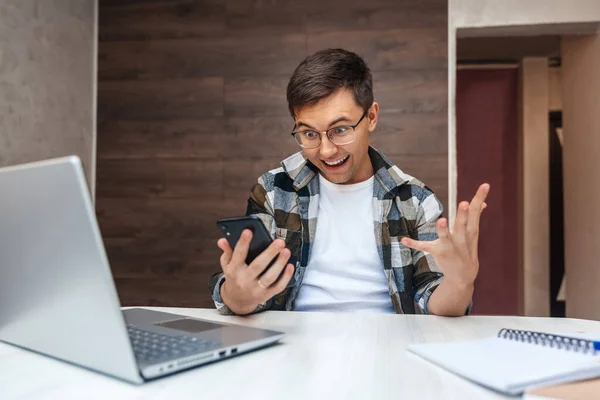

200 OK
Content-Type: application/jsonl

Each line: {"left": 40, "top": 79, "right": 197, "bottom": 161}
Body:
{"left": 290, "top": 112, "right": 367, "bottom": 149}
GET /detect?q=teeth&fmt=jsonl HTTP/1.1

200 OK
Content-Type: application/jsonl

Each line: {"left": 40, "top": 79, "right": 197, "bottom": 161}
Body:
{"left": 324, "top": 156, "right": 348, "bottom": 166}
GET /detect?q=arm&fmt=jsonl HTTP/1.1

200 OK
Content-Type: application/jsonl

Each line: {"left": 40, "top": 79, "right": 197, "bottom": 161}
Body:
{"left": 402, "top": 183, "right": 490, "bottom": 317}
{"left": 209, "top": 180, "right": 294, "bottom": 315}
{"left": 427, "top": 278, "right": 474, "bottom": 317}
{"left": 407, "top": 188, "right": 458, "bottom": 315}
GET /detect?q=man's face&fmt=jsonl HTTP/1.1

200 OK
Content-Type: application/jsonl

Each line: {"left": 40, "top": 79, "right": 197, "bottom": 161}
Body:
{"left": 293, "top": 89, "right": 379, "bottom": 184}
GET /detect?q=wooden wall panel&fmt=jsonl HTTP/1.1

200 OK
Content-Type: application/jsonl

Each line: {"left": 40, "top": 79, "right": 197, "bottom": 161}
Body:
{"left": 305, "top": 0, "right": 447, "bottom": 32}
{"left": 98, "top": 78, "right": 224, "bottom": 121}
{"left": 374, "top": 70, "right": 448, "bottom": 114}
{"left": 97, "top": 119, "right": 235, "bottom": 159}
{"left": 98, "top": 34, "right": 306, "bottom": 79}
{"left": 224, "top": 77, "right": 290, "bottom": 117}
{"left": 100, "top": 1, "right": 227, "bottom": 41}
{"left": 308, "top": 29, "right": 447, "bottom": 70}
{"left": 97, "top": 0, "right": 448, "bottom": 308}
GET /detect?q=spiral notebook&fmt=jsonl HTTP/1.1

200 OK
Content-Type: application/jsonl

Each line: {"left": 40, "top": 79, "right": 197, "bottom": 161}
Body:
{"left": 407, "top": 329, "right": 600, "bottom": 396}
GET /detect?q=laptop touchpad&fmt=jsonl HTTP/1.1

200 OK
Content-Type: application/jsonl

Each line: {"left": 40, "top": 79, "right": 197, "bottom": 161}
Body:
{"left": 155, "top": 318, "right": 223, "bottom": 333}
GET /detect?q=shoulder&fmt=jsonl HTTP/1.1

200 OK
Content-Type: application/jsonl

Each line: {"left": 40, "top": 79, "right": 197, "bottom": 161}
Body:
{"left": 256, "top": 166, "right": 294, "bottom": 193}
{"left": 387, "top": 165, "right": 443, "bottom": 217}
{"left": 371, "top": 147, "right": 438, "bottom": 203}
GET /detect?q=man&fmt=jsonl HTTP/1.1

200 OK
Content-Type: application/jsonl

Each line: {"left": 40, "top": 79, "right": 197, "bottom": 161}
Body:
{"left": 209, "top": 48, "right": 489, "bottom": 316}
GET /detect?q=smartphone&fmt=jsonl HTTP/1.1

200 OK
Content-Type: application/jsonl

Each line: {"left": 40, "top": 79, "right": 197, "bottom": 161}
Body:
{"left": 216, "top": 216, "right": 296, "bottom": 287}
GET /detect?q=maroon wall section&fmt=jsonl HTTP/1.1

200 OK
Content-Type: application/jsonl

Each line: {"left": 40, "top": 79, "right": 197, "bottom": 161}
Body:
{"left": 456, "top": 68, "right": 519, "bottom": 315}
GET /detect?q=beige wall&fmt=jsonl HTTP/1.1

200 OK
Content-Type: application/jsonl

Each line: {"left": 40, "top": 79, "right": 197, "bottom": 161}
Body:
{"left": 452, "top": 0, "right": 600, "bottom": 31}
{"left": 520, "top": 58, "right": 550, "bottom": 317}
{"left": 548, "top": 67, "right": 562, "bottom": 112}
{"left": 448, "top": 0, "right": 600, "bottom": 225}
{"left": 450, "top": 1, "right": 600, "bottom": 318}
{"left": 561, "top": 34, "right": 600, "bottom": 321}
{"left": 0, "top": 0, "right": 97, "bottom": 195}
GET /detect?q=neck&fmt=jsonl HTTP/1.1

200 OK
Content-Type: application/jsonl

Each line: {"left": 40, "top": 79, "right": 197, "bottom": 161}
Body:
{"left": 346, "top": 159, "right": 374, "bottom": 184}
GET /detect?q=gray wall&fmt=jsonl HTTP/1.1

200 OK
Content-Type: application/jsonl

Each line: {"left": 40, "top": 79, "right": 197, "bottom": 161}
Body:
{"left": 0, "top": 0, "right": 96, "bottom": 193}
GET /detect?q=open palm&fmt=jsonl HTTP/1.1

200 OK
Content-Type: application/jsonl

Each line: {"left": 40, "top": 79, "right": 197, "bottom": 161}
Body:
{"left": 401, "top": 183, "right": 490, "bottom": 286}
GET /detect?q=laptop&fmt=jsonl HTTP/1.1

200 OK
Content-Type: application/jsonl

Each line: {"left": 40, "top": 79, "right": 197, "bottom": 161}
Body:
{"left": 0, "top": 156, "right": 284, "bottom": 384}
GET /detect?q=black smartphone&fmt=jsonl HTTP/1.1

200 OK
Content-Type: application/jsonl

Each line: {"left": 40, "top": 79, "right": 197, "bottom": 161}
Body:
{"left": 216, "top": 216, "right": 274, "bottom": 265}
{"left": 216, "top": 216, "right": 296, "bottom": 287}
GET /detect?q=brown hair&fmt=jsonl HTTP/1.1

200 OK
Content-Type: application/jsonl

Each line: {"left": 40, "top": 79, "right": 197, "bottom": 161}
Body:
{"left": 286, "top": 48, "right": 373, "bottom": 118}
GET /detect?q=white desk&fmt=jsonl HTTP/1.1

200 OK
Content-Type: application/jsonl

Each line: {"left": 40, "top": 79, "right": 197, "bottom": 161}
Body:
{"left": 2, "top": 308, "right": 600, "bottom": 400}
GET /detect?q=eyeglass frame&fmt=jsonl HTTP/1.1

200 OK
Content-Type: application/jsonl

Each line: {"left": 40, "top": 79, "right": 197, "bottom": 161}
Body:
{"left": 289, "top": 111, "right": 368, "bottom": 148}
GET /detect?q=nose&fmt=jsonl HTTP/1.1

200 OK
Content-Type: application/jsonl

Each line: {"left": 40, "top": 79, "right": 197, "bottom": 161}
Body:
{"left": 319, "top": 134, "right": 339, "bottom": 159}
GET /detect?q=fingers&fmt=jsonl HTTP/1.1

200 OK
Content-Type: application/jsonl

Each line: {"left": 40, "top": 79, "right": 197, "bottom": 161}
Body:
{"left": 230, "top": 229, "right": 252, "bottom": 267}
{"left": 436, "top": 218, "right": 451, "bottom": 240}
{"left": 246, "top": 238, "right": 287, "bottom": 279}
{"left": 471, "top": 183, "right": 490, "bottom": 206}
{"left": 217, "top": 238, "right": 233, "bottom": 270}
{"left": 255, "top": 248, "right": 291, "bottom": 287}
{"left": 265, "top": 263, "right": 295, "bottom": 297}
{"left": 453, "top": 202, "right": 469, "bottom": 236}
{"left": 467, "top": 184, "right": 490, "bottom": 236}
{"left": 401, "top": 237, "right": 434, "bottom": 253}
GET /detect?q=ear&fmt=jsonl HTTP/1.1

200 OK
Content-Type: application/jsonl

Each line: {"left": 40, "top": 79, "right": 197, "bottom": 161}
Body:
{"left": 368, "top": 102, "right": 379, "bottom": 133}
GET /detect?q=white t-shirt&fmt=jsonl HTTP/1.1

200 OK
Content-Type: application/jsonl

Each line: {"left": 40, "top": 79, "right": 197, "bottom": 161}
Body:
{"left": 294, "top": 174, "right": 394, "bottom": 313}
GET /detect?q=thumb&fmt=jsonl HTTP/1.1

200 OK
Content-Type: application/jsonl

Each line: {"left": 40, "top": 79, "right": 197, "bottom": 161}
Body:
{"left": 401, "top": 237, "right": 435, "bottom": 254}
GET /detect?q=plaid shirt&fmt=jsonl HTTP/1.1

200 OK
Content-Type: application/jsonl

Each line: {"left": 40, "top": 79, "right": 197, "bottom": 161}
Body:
{"left": 209, "top": 146, "right": 448, "bottom": 315}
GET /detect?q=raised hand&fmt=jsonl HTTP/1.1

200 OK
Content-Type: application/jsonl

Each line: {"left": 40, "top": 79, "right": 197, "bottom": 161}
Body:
{"left": 401, "top": 183, "right": 490, "bottom": 287}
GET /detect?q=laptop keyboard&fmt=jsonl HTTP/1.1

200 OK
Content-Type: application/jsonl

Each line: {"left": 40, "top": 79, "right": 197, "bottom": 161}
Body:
{"left": 127, "top": 326, "right": 221, "bottom": 364}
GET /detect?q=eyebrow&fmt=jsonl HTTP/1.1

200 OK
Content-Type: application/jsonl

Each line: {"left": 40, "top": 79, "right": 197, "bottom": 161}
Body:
{"left": 295, "top": 116, "right": 352, "bottom": 130}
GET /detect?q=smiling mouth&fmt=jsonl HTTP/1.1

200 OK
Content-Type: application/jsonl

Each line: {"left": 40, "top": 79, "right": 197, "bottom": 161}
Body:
{"left": 322, "top": 155, "right": 350, "bottom": 167}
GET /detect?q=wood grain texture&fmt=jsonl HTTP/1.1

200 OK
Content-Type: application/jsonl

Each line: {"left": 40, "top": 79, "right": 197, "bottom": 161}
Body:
{"left": 225, "top": 0, "right": 305, "bottom": 35}
{"left": 97, "top": 0, "right": 448, "bottom": 308}
{"left": 98, "top": 78, "right": 224, "bottom": 121}
{"left": 105, "top": 237, "right": 221, "bottom": 280}
{"left": 374, "top": 70, "right": 448, "bottom": 114}
{"left": 371, "top": 112, "right": 447, "bottom": 154}
{"left": 308, "top": 28, "right": 447, "bottom": 71}
{"left": 305, "top": 0, "right": 447, "bottom": 33}
{"left": 95, "top": 159, "right": 224, "bottom": 198}
{"left": 97, "top": 119, "right": 235, "bottom": 160}
{"left": 224, "top": 116, "right": 300, "bottom": 159}
{"left": 100, "top": 0, "right": 227, "bottom": 41}
{"left": 224, "top": 77, "right": 289, "bottom": 117}
{"left": 98, "top": 34, "right": 306, "bottom": 80}
{"left": 96, "top": 198, "right": 242, "bottom": 239}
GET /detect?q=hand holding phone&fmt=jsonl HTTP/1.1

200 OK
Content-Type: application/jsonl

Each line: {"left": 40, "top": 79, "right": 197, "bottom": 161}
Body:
{"left": 215, "top": 216, "right": 295, "bottom": 315}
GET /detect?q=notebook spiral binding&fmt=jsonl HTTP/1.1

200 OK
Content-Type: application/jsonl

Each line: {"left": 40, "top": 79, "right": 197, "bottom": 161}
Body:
{"left": 498, "top": 328, "right": 599, "bottom": 355}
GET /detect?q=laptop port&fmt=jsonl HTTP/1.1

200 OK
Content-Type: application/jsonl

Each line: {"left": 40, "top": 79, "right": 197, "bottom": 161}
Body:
{"left": 231, "top": 348, "right": 238, "bottom": 355}
{"left": 219, "top": 350, "right": 226, "bottom": 357}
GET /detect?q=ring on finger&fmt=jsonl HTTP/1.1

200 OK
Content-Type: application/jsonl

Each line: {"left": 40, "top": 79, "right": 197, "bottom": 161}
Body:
{"left": 257, "top": 279, "right": 268, "bottom": 289}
